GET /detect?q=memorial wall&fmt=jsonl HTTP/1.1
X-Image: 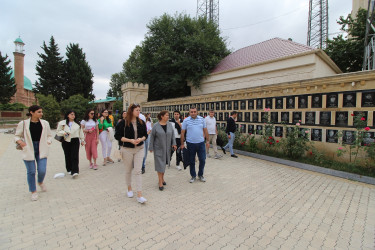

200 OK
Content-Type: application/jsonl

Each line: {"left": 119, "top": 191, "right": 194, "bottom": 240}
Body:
{"left": 142, "top": 70, "right": 375, "bottom": 156}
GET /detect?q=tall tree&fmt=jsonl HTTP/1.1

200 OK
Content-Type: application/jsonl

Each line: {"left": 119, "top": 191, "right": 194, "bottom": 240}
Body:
{"left": 64, "top": 43, "right": 95, "bottom": 100}
{"left": 0, "top": 52, "right": 16, "bottom": 104}
{"left": 34, "top": 36, "right": 65, "bottom": 102}
{"left": 107, "top": 72, "right": 126, "bottom": 98}
{"left": 325, "top": 8, "right": 370, "bottom": 72}
{"left": 122, "top": 13, "right": 230, "bottom": 101}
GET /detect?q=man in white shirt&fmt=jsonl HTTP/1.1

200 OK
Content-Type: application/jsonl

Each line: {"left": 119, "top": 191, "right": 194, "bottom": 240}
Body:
{"left": 205, "top": 110, "right": 222, "bottom": 159}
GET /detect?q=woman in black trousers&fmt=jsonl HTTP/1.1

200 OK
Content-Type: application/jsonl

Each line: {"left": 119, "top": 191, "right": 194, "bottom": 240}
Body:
{"left": 56, "top": 110, "right": 85, "bottom": 178}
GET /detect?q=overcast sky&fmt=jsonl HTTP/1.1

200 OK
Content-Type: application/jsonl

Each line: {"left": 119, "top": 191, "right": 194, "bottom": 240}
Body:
{"left": 1, "top": 0, "right": 353, "bottom": 100}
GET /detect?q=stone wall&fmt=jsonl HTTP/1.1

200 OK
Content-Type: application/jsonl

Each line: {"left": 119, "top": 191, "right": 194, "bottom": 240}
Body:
{"left": 142, "top": 70, "right": 375, "bottom": 158}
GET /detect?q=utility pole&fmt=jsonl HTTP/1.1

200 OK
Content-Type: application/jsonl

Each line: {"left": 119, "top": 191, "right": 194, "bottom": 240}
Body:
{"left": 197, "top": 0, "right": 219, "bottom": 26}
{"left": 307, "top": 0, "right": 329, "bottom": 49}
{"left": 363, "top": 0, "right": 375, "bottom": 70}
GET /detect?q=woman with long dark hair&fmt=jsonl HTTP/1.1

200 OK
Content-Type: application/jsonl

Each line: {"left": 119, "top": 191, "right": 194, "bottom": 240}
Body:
{"left": 114, "top": 104, "right": 148, "bottom": 204}
{"left": 15, "top": 105, "right": 52, "bottom": 201}
{"left": 149, "top": 111, "right": 176, "bottom": 190}
{"left": 56, "top": 110, "right": 85, "bottom": 178}
{"left": 81, "top": 109, "right": 99, "bottom": 170}
{"left": 98, "top": 109, "right": 114, "bottom": 166}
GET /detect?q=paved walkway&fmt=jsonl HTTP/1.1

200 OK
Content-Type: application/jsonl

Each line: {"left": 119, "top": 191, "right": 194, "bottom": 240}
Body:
{"left": 0, "top": 132, "right": 374, "bottom": 249}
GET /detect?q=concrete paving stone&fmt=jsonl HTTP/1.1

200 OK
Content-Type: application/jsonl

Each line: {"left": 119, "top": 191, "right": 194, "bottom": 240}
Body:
{"left": 1, "top": 132, "right": 374, "bottom": 249}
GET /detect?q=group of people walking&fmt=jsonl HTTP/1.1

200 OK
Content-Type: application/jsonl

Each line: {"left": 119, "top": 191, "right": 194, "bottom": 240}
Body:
{"left": 15, "top": 104, "right": 239, "bottom": 203}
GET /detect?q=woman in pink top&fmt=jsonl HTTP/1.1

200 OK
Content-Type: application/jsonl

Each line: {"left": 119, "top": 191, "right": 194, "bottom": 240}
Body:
{"left": 81, "top": 109, "right": 99, "bottom": 169}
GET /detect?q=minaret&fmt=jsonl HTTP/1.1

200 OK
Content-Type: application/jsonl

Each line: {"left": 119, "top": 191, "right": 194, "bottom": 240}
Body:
{"left": 13, "top": 37, "right": 25, "bottom": 102}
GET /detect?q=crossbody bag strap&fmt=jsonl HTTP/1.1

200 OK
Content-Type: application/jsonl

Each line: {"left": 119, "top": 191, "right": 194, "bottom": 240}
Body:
{"left": 123, "top": 122, "right": 126, "bottom": 147}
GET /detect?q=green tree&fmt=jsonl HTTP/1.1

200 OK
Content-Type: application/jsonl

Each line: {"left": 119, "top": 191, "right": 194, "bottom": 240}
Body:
{"left": 325, "top": 8, "right": 370, "bottom": 72}
{"left": 36, "top": 94, "right": 61, "bottom": 128}
{"left": 107, "top": 72, "right": 126, "bottom": 98}
{"left": 64, "top": 43, "right": 95, "bottom": 100}
{"left": 122, "top": 13, "right": 230, "bottom": 101}
{"left": 0, "top": 52, "right": 16, "bottom": 104}
{"left": 34, "top": 36, "right": 66, "bottom": 102}
{"left": 60, "top": 94, "right": 95, "bottom": 121}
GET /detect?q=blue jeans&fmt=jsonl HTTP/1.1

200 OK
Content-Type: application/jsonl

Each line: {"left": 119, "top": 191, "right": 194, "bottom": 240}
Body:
{"left": 142, "top": 137, "right": 149, "bottom": 169}
{"left": 187, "top": 141, "right": 206, "bottom": 178}
{"left": 23, "top": 141, "right": 47, "bottom": 192}
{"left": 223, "top": 132, "right": 235, "bottom": 155}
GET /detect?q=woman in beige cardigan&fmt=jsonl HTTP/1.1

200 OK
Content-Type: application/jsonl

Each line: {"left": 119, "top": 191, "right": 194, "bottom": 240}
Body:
{"left": 56, "top": 110, "right": 85, "bottom": 178}
{"left": 15, "top": 105, "right": 52, "bottom": 201}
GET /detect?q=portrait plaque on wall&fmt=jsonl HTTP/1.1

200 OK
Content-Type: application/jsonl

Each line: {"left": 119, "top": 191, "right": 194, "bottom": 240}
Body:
{"left": 286, "top": 127, "right": 294, "bottom": 136}
{"left": 311, "top": 129, "right": 322, "bottom": 141}
{"left": 216, "top": 102, "right": 220, "bottom": 110}
{"left": 305, "top": 112, "right": 316, "bottom": 125}
{"left": 265, "top": 98, "right": 272, "bottom": 109}
{"left": 245, "top": 112, "right": 251, "bottom": 122}
{"left": 199, "top": 112, "right": 203, "bottom": 117}
{"left": 362, "top": 91, "right": 375, "bottom": 107}
{"left": 210, "top": 103, "right": 215, "bottom": 110}
{"left": 362, "top": 132, "right": 375, "bottom": 146}
{"left": 275, "top": 126, "right": 283, "bottom": 137}
{"left": 335, "top": 111, "right": 348, "bottom": 127}
{"left": 221, "top": 123, "right": 226, "bottom": 129}
{"left": 248, "top": 99, "right": 254, "bottom": 110}
{"left": 256, "top": 125, "right": 263, "bottom": 135}
{"left": 206, "top": 103, "right": 210, "bottom": 110}
{"left": 219, "top": 112, "right": 223, "bottom": 121}
{"left": 293, "top": 112, "right": 302, "bottom": 124}
{"left": 261, "top": 112, "right": 267, "bottom": 123}
{"left": 299, "top": 128, "right": 309, "bottom": 139}
{"left": 224, "top": 112, "right": 229, "bottom": 121}
{"left": 271, "top": 112, "right": 278, "bottom": 123}
{"left": 326, "top": 130, "right": 338, "bottom": 143}
{"left": 286, "top": 96, "right": 295, "bottom": 109}
{"left": 235, "top": 124, "right": 239, "bottom": 131}
{"left": 240, "top": 124, "right": 246, "bottom": 133}
{"left": 252, "top": 112, "right": 259, "bottom": 123}
{"left": 240, "top": 100, "right": 246, "bottom": 110}
{"left": 221, "top": 101, "right": 226, "bottom": 110}
{"left": 298, "top": 95, "right": 308, "bottom": 109}
{"left": 312, "top": 94, "right": 322, "bottom": 108}
{"left": 227, "top": 101, "right": 232, "bottom": 110}
{"left": 196, "top": 104, "right": 200, "bottom": 111}
{"left": 184, "top": 104, "right": 189, "bottom": 110}
{"left": 343, "top": 92, "right": 356, "bottom": 107}
{"left": 237, "top": 112, "right": 243, "bottom": 122}
{"left": 256, "top": 99, "right": 263, "bottom": 110}
{"left": 276, "top": 98, "right": 283, "bottom": 109}
{"left": 213, "top": 112, "right": 217, "bottom": 120}
{"left": 203, "top": 112, "right": 207, "bottom": 117}
{"left": 233, "top": 101, "right": 239, "bottom": 110}
{"left": 248, "top": 124, "right": 254, "bottom": 134}
{"left": 326, "top": 93, "right": 338, "bottom": 108}
{"left": 343, "top": 130, "right": 355, "bottom": 145}
{"left": 201, "top": 103, "right": 205, "bottom": 111}
{"left": 281, "top": 112, "right": 289, "bottom": 124}
{"left": 320, "top": 112, "right": 331, "bottom": 126}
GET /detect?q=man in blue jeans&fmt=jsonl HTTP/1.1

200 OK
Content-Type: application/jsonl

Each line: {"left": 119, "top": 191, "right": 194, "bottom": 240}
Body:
{"left": 223, "top": 111, "right": 238, "bottom": 158}
{"left": 180, "top": 107, "right": 210, "bottom": 183}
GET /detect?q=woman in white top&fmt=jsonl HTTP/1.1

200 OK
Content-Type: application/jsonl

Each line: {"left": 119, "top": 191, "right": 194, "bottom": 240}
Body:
{"left": 81, "top": 109, "right": 99, "bottom": 170}
{"left": 56, "top": 110, "right": 85, "bottom": 178}
{"left": 15, "top": 105, "right": 52, "bottom": 201}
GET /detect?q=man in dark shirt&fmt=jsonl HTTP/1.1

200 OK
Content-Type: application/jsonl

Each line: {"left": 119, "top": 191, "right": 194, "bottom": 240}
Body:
{"left": 222, "top": 111, "right": 238, "bottom": 158}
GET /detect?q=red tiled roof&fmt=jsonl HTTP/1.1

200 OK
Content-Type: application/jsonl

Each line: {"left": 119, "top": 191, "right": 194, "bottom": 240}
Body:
{"left": 212, "top": 38, "right": 315, "bottom": 74}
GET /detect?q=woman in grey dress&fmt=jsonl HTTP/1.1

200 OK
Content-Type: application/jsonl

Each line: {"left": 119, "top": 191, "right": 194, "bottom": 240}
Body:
{"left": 149, "top": 111, "right": 177, "bottom": 191}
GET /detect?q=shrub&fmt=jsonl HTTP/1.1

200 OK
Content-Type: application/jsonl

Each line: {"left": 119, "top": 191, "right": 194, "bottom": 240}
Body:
{"left": 60, "top": 94, "right": 95, "bottom": 121}
{"left": 0, "top": 102, "right": 27, "bottom": 111}
{"left": 280, "top": 123, "right": 311, "bottom": 159}
{"left": 36, "top": 94, "right": 61, "bottom": 128}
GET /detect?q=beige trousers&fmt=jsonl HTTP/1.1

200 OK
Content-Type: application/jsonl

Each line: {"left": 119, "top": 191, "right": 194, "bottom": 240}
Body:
{"left": 121, "top": 146, "right": 144, "bottom": 192}
{"left": 207, "top": 134, "right": 218, "bottom": 155}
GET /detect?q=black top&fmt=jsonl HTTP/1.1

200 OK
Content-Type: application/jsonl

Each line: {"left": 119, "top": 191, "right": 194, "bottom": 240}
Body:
{"left": 225, "top": 117, "right": 236, "bottom": 135}
{"left": 114, "top": 119, "right": 148, "bottom": 148}
{"left": 161, "top": 124, "right": 167, "bottom": 133}
{"left": 30, "top": 121, "right": 43, "bottom": 142}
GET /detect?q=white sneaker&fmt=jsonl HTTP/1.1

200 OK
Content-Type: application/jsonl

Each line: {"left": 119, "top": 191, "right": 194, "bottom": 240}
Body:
{"left": 72, "top": 173, "right": 79, "bottom": 179}
{"left": 176, "top": 165, "right": 182, "bottom": 171}
{"left": 127, "top": 190, "right": 134, "bottom": 198}
{"left": 137, "top": 197, "right": 147, "bottom": 203}
{"left": 31, "top": 193, "right": 38, "bottom": 201}
{"left": 67, "top": 171, "right": 71, "bottom": 175}
{"left": 214, "top": 154, "right": 223, "bottom": 159}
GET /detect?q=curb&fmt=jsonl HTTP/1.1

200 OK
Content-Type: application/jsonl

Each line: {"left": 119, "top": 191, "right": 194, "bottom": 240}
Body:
{"left": 232, "top": 148, "right": 375, "bottom": 186}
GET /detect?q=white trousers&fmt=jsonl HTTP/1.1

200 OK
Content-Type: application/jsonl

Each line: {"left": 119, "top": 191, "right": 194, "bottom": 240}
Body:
{"left": 99, "top": 131, "right": 112, "bottom": 158}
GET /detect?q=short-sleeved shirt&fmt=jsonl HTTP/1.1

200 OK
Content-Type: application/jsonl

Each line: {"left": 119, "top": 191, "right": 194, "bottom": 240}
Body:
{"left": 205, "top": 116, "right": 217, "bottom": 135}
{"left": 182, "top": 116, "right": 206, "bottom": 143}
{"left": 81, "top": 119, "right": 98, "bottom": 130}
